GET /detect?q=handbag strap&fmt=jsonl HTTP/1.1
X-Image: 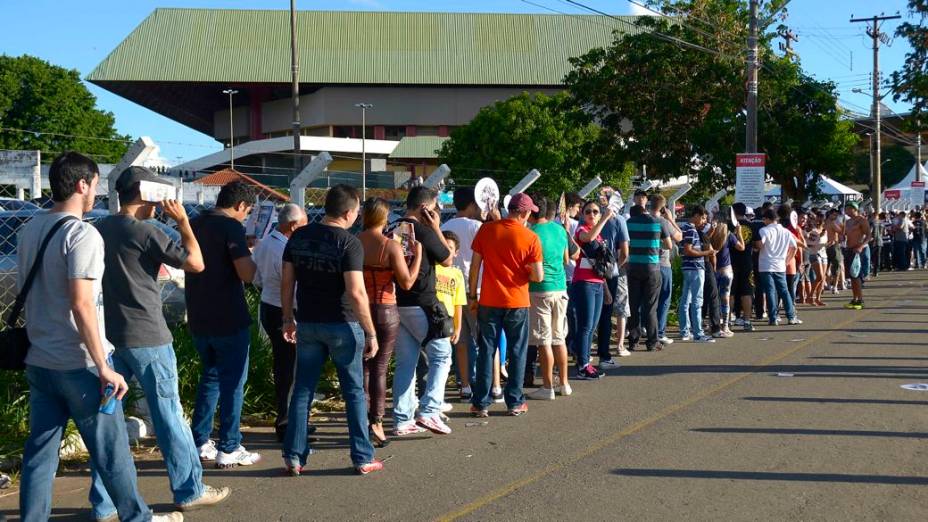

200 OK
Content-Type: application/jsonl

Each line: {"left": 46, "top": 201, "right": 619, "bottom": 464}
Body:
{"left": 6, "top": 215, "right": 80, "bottom": 328}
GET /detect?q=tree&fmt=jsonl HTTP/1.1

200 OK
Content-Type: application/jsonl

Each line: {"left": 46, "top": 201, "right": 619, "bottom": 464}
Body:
{"left": 437, "top": 92, "right": 629, "bottom": 197}
{"left": 0, "top": 55, "right": 129, "bottom": 163}
{"left": 890, "top": 0, "right": 928, "bottom": 123}
{"left": 854, "top": 143, "right": 916, "bottom": 189}
{"left": 564, "top": 0, "right": 857, "bottom": 200}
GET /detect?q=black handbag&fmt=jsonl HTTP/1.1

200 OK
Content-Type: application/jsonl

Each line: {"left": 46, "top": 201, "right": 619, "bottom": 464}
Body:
{"left": 420, "top": 300, "right": 454, "bottom": 346}
{"left": 0, "top": 216, "right": 78, "bottom": 370}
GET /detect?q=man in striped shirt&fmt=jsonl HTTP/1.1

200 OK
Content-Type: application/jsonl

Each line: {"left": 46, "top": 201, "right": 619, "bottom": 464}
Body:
{"left": 626, "top": 205, "right": 671, "bottom": 351}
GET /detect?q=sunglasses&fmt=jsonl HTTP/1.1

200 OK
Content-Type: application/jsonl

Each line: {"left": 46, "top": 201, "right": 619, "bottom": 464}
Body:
{"left": 584, "top": 209, "right": 600, "bottom": 215}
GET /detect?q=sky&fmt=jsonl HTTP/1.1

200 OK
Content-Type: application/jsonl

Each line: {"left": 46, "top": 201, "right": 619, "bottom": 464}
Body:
{"left": 0, "top": 0, "right": 916, "bottom": 164}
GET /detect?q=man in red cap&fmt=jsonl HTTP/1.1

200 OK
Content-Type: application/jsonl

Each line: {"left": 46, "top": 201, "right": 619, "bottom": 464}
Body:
{"left": 468, "top": 193, "right": 544, "bottom": 416}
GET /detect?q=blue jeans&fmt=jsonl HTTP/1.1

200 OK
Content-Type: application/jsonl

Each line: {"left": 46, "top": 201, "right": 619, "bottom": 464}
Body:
{"left": 393, "top": 307, "right": 453, "bottom": 424}
{"left": 20, "top": 365, "right": 151, "bottom": 522}
{"left": 859, "top": 245, "right": 871, "bottom": 278}
{"left": 90, "top": 345, "right": 203, "bottom": 517}
{"left": 571, "top": 281, "right": 603, "bottom": 369}
{"left": 716, "top": 268, "right": 733, "bottom": 323}
{"left": 472, "top": 306, "right": 529, "bottom": 410}
{"left": 190, "top": 328, "right": 250, "bottom": 454}
{"left": 759, "top": 271, "right": 795, "bottom": 321}
{"left": 914, "top": 240, "right": 927, "bottom": 268}
{"left": 677, "top": 269, "right": 705, "bottom": 337}
{"left": 283, "top": 321, "right": 373, "bottom": 467}
{"left": 657, "top": 265, "right": 673, "bottom": 337}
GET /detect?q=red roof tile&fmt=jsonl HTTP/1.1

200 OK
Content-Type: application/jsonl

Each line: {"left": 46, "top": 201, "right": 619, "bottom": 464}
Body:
{"left": 194, "top": 168, "right": 290, "bottom": 202}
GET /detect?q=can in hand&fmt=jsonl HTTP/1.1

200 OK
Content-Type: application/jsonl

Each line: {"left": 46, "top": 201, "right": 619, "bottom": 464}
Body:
{"left": 99, "top": 383, "right": 118, "bottom": 415}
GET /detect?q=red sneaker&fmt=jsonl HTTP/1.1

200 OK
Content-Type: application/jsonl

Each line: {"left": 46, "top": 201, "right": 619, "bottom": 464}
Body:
{"left": 508, "top": 403, "right": 528, "bottom": 416}
{"left": 356, "top": 459, "right": 384, "bottom": 475}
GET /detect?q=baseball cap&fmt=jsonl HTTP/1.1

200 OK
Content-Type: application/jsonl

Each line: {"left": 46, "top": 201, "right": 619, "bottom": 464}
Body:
{"left": 507, "top": 192, "right": 539, "bottom": 213}
{"left": 114, "top": 166, "right": 172, "bottom": 196}
{"left": 745, "top": 206, "right": 755, "bottom": 217}
{"left": 845, "top": 200, "right": 859, "bottom": 210}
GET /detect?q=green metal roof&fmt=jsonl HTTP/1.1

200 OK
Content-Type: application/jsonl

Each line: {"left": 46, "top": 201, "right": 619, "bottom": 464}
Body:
{"left": 88, "top": 9, "right": 639, "bottom": 85}
{"left": 389, "top": 136, "right": 450, "bottom": 159}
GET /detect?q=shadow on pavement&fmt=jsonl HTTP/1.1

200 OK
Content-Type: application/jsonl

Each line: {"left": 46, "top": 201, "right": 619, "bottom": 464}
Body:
{"left": 690, "top": 427, "right": 928, "bottom": 438}
{"left": 616, "top": 364, "right": 928, "bottom": 377}
{"left": 742, "top": 396, "right": 928, "bottom": 406}
{"left": 612, "top": 468, "right": 928, "bottom": 485}
{"left": 808, "top": 356, "right": 928, "bottom": 361}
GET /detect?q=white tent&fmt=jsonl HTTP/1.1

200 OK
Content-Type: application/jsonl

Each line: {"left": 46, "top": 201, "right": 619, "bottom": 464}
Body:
{"left": 765, "top": 174, "right": 862, "bottom": 201}
{"left": 889, "top": 161, "right": 928, "bottom": 190}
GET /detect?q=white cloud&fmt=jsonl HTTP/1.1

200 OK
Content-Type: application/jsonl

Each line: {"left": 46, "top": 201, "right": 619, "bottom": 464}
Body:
{"left": 629, "top": 2, "right": 661, "bottom": 16}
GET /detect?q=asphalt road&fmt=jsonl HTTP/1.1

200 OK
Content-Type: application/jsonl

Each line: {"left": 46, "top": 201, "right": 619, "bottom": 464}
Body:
{"left": 2, "top": 270, "right": 926, "bottom": 521}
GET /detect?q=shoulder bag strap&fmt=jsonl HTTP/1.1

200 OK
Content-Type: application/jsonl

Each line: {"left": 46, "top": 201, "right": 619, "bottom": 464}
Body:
{"left": 6, "top": 215, "right": 80, "bottom": 328}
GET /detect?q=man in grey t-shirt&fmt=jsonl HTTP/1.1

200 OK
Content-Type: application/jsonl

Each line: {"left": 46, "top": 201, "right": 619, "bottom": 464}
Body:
{"left": 650, "top": 194, "right": 682, "bottom": 345}
{"left": 17, "top": 152, "right": 165, "bottom": 521}
{"left": 89, "top": 166, "right": 230, "bottom": 516}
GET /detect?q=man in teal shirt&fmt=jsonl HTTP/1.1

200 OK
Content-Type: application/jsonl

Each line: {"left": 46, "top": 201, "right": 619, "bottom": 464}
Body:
{"left": 527, "top": 197, "right": 578, "bottom": 400}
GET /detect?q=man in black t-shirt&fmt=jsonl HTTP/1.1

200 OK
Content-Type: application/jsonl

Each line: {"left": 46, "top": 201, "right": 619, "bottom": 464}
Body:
{"left": 730, "top": 203, "right": 758, "bottom": 331}
{"left": 384, "top": 187, "right": 455, "bottom": 436}
{"left": 280, "top": 184, "right": 383, "bottom": 475}
{"left": 92, "top": 167, "right": 230, "bottom": 514}
{"left": 187, "top": 182, "right": 262, "bottom": 469}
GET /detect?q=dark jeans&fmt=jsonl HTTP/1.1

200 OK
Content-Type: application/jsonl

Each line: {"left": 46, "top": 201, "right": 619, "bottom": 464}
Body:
{"left": 894, "top": 239, "right": 910, "bottom": 270}
{"left": 284, "top": 321, "right": 373, "bottom": 467}
{"left": 364, "top": 304, "right": 398, "bottom": 423}
{"left": 571, "top": 281, "right": 604, "bottom": 370}
{"left": 627, "top": 266, "right": 660, "bottom": 349}
{"left": 565, "top": 282, "right": 579, "bottom": 356}
{"left": 882, "top": 241, "right": 893, "bottom": 270}
{"left": 190, "top": 327, "right": 250, "bottom": 454}
{"left": 260, "top": 303, "right": 296, "bottom": 435}
{"left": 596, "top": 275, "right": 619, "bottom": 359}
{"left": 21, "top": 365, "right": 151, "bottom": 522}
{"left": 871, "top": 244, "right": 881, "bottom": 276}
{"left": 702, "top": 266, "right": 721, "bottom": 334}
{"left": 472, "top": 306, "right": 529, "bottom": 410}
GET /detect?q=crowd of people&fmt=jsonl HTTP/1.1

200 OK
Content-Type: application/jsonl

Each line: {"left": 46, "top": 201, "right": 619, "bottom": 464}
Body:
{"left": 16, "top": 151, "right": 904, "bottom": 521}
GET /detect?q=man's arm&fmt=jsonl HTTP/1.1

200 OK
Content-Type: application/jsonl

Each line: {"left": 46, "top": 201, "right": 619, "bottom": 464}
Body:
{"left": 281, "top": 261, "right": 297, "bottom": 342}
{"left": 468, "top": 252, "right": 484, "bottom": 313}
{"left": 70, "top": 279, "right": 128, "bottom": 398}
{"left": 420, "top": 208, "right": 454, "bottom": 267}
{"left": 161, "top": 200, "right": 204, "bottom": 273}
{"left": 616, "top": 240, "right": 629, "bottom": 267}
{"left": 526, "top": 261, "right": 544, "bottom": 282}
{"left": 345, "top": 270, "right": 379, "bottom": 359}
{"left": 233, "top": 256, "right": 257, "bottom": 283}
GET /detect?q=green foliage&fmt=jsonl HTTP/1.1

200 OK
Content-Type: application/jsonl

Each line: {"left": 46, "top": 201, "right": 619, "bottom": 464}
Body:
{"left": 0, "top": 55, "right": 129, "bottom": 163}
{"left": 437, "top": 92, "right": 625, "bottom": 197}
{"left": 564, "top": 0, "right": 857, "bottom": 200}
{"left": 890, "top": 0, "right": 928, "bottom": 122}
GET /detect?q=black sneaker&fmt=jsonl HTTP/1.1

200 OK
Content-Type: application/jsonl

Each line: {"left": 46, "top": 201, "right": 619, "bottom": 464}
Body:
{"left": 647, "top": 342, "right": 664, "bottom": 352}
{"left": 575, "top": 364, "right": 602, "bottom": 380}
{"left": 743, "top": 322, "right": 754, "bottom": 332}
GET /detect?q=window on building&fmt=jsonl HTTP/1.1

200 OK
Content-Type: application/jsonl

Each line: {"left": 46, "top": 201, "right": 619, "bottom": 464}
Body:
{"left": 332, "top": 126, "right": 375, "bottom": 139}
{"left": 384, "top": 126, "right": 407, "bottom": 140}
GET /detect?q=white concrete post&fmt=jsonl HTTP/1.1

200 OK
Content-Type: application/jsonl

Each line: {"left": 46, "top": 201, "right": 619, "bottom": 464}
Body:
{"left": 509, "top": 169, "right": 541, "bottom": 196}
{"left": 290, "top": 152, "right": 333, "bottom": 208}
{"left": 108, "top": 137, "right": 159, "bottom": 213}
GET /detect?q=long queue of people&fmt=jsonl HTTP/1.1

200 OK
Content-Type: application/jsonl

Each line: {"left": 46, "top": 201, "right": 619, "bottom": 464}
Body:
{"left": 15, "top": 151, "right": 881, "bottom": 521}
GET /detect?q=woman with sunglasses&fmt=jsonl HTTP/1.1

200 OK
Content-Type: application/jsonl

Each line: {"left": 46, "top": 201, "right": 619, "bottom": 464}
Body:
{"left": 571, "top": 200, "right": 614, "bottom": 380}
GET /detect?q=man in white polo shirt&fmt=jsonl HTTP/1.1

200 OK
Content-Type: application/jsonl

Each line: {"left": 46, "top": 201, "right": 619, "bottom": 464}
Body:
{"left": 755, "top": 207, "right": 801, "bottom": 326}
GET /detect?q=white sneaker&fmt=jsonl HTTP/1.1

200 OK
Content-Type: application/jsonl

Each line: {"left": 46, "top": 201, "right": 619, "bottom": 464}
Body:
{"left": 152, "top": 513, "right": 184, "bottom": 522}
{"left": 599, "top": 358, "right": 621, "bottom": 370}
{"left": 658, "top": 335, "right": 674, "bottom": 345}
{"left": 555, "top": 382, "right": 573, "bottom": 396}
{"left": 528, "top": 387, "right": 555, "bottom": 400}
{"left": 491, "top": 387, "right": 504, "bottom": 403}
{"left": 440, "top": 402, "right": 454, "bottom": 413}
{"left": 176, "top": 485, "right": 231, "bottom": 511}
{"left": 216, "top": 446, "right": 262, "bottom": 468}
{"left": 788, "top": 317, "right": 803, "bottom": 325}
{"left": 694, "top": 335, "right": 716, "bottom": 343}
{"left": 680, "top": 334, "right": 694, "bottom": 341}
{"left": 198, "top": 440, "right": 217, "bottom": 462}
{"left": 617, "top": 348, "right": 632, "bottom": 357}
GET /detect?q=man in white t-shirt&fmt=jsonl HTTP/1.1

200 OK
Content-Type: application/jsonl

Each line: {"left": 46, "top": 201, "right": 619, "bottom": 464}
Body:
{"left": 754, "top": 207, "right": 801, "bottom": 325}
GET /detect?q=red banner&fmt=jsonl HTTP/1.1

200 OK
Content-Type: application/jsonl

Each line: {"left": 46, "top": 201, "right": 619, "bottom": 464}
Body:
{"left": 735, "top": 153, "right": 766, "bottom": 167}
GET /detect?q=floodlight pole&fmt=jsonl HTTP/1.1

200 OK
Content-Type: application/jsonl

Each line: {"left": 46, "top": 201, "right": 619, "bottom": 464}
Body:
{"left": 222, "top": 89, "right": 238, "bottom": 169}
{"left": 355, "top": 103, "right": 373, "bottom": 200}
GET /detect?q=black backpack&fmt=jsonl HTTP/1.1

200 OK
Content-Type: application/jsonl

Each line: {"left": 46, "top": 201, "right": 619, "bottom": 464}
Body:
{"left": 581, "top": 238, "right": 616, "bottom": 279}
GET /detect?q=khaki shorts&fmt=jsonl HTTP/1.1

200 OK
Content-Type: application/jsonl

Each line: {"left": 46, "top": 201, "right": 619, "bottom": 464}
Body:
{"left": 529, "top": 291, "right": 569, "bottom": 346}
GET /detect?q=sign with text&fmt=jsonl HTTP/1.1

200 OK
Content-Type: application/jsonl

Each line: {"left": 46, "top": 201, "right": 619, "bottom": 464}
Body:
{"left": 911, "top": 181, "right": 926, "bottom": 207}
{"left": 735, "top": 153, "right": 766, "bottom": 210}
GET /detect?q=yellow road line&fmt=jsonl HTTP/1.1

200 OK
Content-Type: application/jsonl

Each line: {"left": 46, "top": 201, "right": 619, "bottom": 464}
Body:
{"left": 438, "top": 288, "right": 912, "bottom": 521}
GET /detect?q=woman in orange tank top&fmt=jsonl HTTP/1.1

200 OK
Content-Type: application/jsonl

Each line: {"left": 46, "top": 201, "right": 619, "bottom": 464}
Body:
{"left": 358, "top": 198, "right": 421, "bottom": 446}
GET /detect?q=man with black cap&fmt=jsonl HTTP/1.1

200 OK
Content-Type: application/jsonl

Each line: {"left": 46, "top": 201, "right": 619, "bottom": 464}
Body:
{"left": 92, "top": 167, "right": 230, "bottom": 516}
{"left": 469, "top": 193, "right": 543, "bottom": 417}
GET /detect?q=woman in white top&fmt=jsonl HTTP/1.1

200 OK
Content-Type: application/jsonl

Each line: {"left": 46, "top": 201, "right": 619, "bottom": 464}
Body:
{"left": 804, "top": 213, "right": 828, "bottom": 306}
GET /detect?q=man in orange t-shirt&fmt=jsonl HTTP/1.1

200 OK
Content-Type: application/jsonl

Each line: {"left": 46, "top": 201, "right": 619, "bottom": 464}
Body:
{"left": 468, "top": 193, "right": 544, "bottom": 417}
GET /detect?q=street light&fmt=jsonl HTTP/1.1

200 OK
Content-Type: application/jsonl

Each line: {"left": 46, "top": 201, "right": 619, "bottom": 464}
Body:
{"left": 222, "top": 89, "right": 239, "bottom": 170}
{"left": 354, "top": 103, "right": 373, "bottom": 199}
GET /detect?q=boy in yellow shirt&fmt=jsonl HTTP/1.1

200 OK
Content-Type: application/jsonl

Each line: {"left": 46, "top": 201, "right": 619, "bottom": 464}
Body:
{"left": 437, "top": 231, "right": 467, "bottom": 344}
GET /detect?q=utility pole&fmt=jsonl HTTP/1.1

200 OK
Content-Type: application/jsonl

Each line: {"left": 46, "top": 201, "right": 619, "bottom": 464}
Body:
{"left": 290, "top": 0, "right": 302, "bottom": 180}
{"left": 222, "top": 89, "right": 238, "bottom": 170}
{"left": 745, "top": 0, "right": 759, "bottom": 153}
{"left": 851, "top": 12, "right": 901, "bottom": 215}
{"left": 777, "top": 27, "right": 798, "bottom": 61}
{"left": 354, "top": 103, "right": 373, "bottom": 200}
{"left": 917, "top": 134, "right": 923, "bottom": 181}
